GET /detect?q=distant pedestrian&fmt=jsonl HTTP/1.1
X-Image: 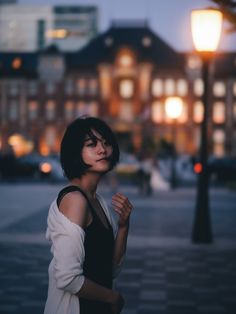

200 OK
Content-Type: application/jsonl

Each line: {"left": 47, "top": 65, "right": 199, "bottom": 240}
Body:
{"left": 138, "top": 153, "right": 153, "bottom": 196}
{"left": 150, "top": 159, "right": 170, "bottom": 192}
{"left": 44, "top": 117, "right": 133, "bottom": 314}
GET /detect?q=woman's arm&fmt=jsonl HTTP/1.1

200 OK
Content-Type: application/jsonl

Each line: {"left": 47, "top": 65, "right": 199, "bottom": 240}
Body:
{"left": 58, "top": 192, "right": 124, "bottom": 313}
{"left": 77, "top": 278, "right": 124, "bottom": 309}
{"left": 111, "top": 193, "right": 133, "bottom": 268}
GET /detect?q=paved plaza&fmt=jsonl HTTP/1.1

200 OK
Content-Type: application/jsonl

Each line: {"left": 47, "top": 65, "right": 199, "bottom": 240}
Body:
{"left": 0, "top": 182, "right": 236, "bottom": 314}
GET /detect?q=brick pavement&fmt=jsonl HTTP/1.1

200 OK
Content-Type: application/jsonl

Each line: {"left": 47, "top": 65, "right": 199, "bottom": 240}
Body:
{"left": 0, "top": 243, "right": 236, "bottom": 314}
{"left": 0, "top": 184, "right": 236, "bottom": 314}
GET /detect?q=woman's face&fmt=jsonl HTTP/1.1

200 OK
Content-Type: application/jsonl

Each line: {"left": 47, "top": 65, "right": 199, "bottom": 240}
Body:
{"left": 81, "top": 129, "right": 113, "bottom": 174}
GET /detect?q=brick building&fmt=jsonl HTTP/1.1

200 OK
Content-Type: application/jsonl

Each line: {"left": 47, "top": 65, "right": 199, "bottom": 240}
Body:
{"left": 0, "top": 21, "right": 236, "bottom": 157}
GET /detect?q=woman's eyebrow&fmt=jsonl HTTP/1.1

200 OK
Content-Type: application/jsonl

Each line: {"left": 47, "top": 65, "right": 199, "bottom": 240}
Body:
{"left": 84, "top": 138, "right": 93, "bottom": 142}
{"left": 85, "top": 135, "right": 104, "bottom": 142}
{"left": 84, "top": 137, "right": 103, "bottom": 143}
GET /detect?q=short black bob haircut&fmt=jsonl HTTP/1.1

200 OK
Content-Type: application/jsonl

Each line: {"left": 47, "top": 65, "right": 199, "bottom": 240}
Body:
{"left": 60, "top": 116, "right": 120, "bottom": 180}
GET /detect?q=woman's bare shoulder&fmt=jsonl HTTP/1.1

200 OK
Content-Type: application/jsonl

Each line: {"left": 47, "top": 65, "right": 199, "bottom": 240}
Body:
{"left": 58, "top": 191, "right": 88, "bottom": 228}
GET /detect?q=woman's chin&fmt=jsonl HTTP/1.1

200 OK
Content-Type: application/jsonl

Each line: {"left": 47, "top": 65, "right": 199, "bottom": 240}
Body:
{"left": 90, "top": 165, "right": 110, "bottom": 174}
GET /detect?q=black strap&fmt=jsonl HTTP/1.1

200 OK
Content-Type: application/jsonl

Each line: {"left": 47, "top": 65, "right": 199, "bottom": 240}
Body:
{"left": 57, "top": 185, "right": 96, "bottom": 216}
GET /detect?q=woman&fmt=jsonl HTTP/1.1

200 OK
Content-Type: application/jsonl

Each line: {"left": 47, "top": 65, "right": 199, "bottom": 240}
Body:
{"left": 44, "top": 117, "right": 133, "bottom": 314}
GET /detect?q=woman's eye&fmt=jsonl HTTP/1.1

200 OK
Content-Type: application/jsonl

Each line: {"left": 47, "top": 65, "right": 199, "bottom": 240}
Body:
{"left": 87, "top": 142, "right": 96, "bottom": 147}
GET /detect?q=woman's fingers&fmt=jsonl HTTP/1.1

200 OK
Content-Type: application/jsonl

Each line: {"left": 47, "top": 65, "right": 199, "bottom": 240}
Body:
{"left": 111, "top": 199, "right": 132, "bottom": 214}
{"left": 111, "top": 193, "right": 133, "bottom": 217}
{"left": 112, "top": 193, "right": 133, "bottom": 208}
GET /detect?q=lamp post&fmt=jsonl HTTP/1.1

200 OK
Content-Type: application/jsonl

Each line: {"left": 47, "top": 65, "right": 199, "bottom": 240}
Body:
{"left": 165, "top": 97, "right": 183, "bottom": 189}
{"left": 191, "top": 9, "right": 223, "bottom": 243}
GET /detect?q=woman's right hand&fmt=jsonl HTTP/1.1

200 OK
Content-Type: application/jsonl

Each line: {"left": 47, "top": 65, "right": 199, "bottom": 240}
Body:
{"left": 110, "top": 292, "right": 125, "bottom": 314}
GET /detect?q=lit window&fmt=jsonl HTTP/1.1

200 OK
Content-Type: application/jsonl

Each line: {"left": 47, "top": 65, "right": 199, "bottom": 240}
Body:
{"left": 46, "top": 100, "right": 56, "bottom": 120}
{"left": 46, "top": 29, "right": 67, "bottom": 39}
{"left": 9, "top": 81, "right": 19, "bottom": 96}
{"left": 233, "top": 81, "right": 236, "bottom": 96}
{"left": 44, "top": 127, "right": 57, "bottom": 152}
{"left": 64, "top": 101, "right": 74, "bottom": 120}
{"left": 194, "top": 79, "right": 204, "bottom": 96}
{"left": 76, "top": 101, "right": 87, "bottom": 116}
{"left": 52, "top": 57, "right": 63, "bottom": 70}
{"left": 119, "top": 102, "right": 133, "bottom": 121}
{"left": 76, "top": 78, "right": 86, "bottom": 95}
{"left": 119, "top": 54, "right": 133, "bottom": 67}
{"left": 193, "top": 101, "right": 204, "bottom": 123}
{"left": 28, "top": 81, "right": 37, "bottom": 96}
{"left": 28, "top": 101, "right": 38, "bottom": 120}
{"left": 9, "top": 100, "right": 18, "bottom": 120}
{"left": 164, "top": 111, "right": 172, "bottom": 124}
{"left": 119, "top": 80, "right": 134, "bottom": 98}
{"left": 176, "top": 79, "right": 188, "bottom": 96}
{"left": 142, "top": 36, "right": 152, "bottom": 47}
{"left": 88, "top": 101, "right": 99, "bottom": 117}
{"left": 165, "top": 79, "right": 175, "bottom": 95}
{"left": 100, "top": 68, "right": 111, "bottom": 99}
{"left": 46, "top": 82, "right": 55, "bottom": 95}
{"left": 178, "top": 103, "right": 188, "bottom": 123}
{"left": 151, "top": 101, "right": 164, "bottom": 123}
{"left": 65, "top": 79, "right": 74, "bottom": 95}
{"left": 12, "top": 57, "right": 22, "bottom": 69}
{"left": 152, "top": 79, "right": 163, "bottom": 97}
{"left": 187, "top": 55, "right": 202, "bottom": 70}
{"left": 213, "top": 102, "right": 225, "bottom": 124}
{"left": 104, "top": 37, "right": 113, "bottom": 46}
{"left": 88, "top": 79, "right": 98, "bottom": 95}
{"left": 213, "top": 81, "right": 226, "bottom": 97}
{"left": 213, "top": 129, "right": 225, "bottom": 156}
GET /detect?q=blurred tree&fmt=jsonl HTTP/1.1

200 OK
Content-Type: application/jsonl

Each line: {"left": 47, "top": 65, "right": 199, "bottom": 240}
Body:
{"left": 209, "top": 0, "right": 236, "bottom": 32}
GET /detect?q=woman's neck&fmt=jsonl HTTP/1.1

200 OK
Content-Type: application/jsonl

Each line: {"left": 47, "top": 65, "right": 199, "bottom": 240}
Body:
{"left": 70, "top": 175, "right": 100, "bottom": 199}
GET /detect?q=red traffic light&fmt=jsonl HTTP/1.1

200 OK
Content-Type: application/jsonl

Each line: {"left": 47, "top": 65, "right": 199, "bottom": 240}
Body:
{"left": 194, "top": 162, "right": 202, "bottom": 174}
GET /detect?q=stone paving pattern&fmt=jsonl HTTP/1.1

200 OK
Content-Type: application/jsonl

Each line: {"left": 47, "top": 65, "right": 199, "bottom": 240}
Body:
{"left": 0, "top": 183, "right": 236, "bottom": 314}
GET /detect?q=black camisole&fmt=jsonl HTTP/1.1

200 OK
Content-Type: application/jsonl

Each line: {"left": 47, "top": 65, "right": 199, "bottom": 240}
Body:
{"left": 57, "top": 185, "right": 114, "bottom": 314}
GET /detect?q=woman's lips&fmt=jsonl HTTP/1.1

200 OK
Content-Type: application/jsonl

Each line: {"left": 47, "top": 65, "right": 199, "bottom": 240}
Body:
{"left": 96, "top": 157, "right": 109, "bottom": 162}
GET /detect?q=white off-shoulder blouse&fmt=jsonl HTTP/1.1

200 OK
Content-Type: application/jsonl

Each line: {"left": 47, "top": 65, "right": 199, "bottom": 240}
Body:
{"left": 44, "top": 193, "right": 124, "bottom": 314}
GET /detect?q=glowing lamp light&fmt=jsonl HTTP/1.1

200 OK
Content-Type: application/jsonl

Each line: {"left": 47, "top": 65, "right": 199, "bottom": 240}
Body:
{"left": 12, "top": 57, "right": 22, "bottom": 69}
{"left": 40, "top": 162, "right": 52, "bottom": 174}
{"left": 165, "top": 97, "right": 183, "bottom": 119}
{"left": 191, "top": 9, "right": 223, "bottom": 52}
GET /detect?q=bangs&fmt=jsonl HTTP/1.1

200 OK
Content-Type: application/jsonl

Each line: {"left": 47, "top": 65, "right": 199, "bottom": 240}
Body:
{"left": 85, "top": 128, "right": 112, "bottom": 144}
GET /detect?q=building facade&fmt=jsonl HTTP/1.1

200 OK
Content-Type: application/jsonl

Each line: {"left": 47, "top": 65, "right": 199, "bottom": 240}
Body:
{"left": 0, "top": 4, "right": 98, "bottom": 52}
{"left": 0, "top": 22, "right": 236, "bottom": 157}
{"left": 0, "top": 0, "right": 17, "bottom": 5}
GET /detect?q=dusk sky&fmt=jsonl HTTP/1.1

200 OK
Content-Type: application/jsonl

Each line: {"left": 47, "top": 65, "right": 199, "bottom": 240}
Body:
{"left": 19, "top": 0, "right": 236, "bottom": 52}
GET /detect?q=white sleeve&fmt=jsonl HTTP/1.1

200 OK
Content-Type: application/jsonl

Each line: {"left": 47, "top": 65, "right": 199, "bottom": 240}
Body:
{"left": 47, "top": 203, "right": 85, "bottom": 294}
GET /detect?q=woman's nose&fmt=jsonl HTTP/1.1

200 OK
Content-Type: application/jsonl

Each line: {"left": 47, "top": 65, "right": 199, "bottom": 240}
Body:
{"left": 97, "top": 141, "right": 106, "bottom": 153}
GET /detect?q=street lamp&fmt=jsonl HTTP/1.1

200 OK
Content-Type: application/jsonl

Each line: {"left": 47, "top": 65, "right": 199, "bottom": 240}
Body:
{"left": 165, "top": 96, "right": 183, "bottom": 189}
{"left": 191, "top": 9, "right": 223, "bottom": 243}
